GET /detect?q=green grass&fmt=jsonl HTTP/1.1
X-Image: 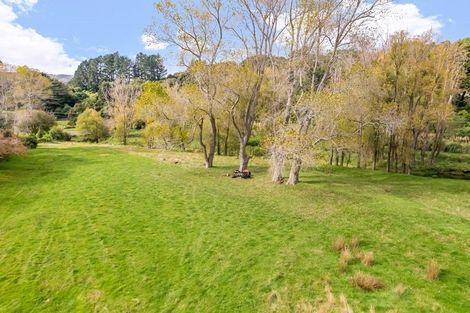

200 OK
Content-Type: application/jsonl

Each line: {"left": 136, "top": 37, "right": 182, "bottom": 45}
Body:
{"left": 0, "top": 143, "right": 469, "bottom": 312}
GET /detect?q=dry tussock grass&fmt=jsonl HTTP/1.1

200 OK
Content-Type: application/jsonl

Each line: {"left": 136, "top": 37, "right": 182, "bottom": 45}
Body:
{"left": 339, "top": 248, "right": 353, "bottom": 271}
{"left": 361, "top": 252, "right": 374, "bottom": 267}
{"left": 350, "top": 236, "right": 360, "bottom": 250}
{"left": 351, "top": 272, "right": 384, "bottom": 291}
{"left": 333, "top": 237, "right": 346, "bottom": 252}
{"left": 426, "top": 260, "right": 440, "bottom": 280}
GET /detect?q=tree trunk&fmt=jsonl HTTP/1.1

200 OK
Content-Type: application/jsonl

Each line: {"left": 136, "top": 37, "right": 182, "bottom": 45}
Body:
{"left": 329, "top": 145, "right": 334, "bottom": 166}
{"left": 224, "top": 122, "right": 230, "bottom": 156}
{"left": 239, "top": 135, "right": 250, "bottom": 171}
{"left": 387, "top": 135, "right": 393, "bottom": 173}
{"left": 287, "top": 158, "right": 302, "bottom": 185}
{"left": 206, "top": 114, "right": 217, "bottom": 168}
{"left": 271, "top": 146, "right": 284, "bottom": 183}
{"left": 340, "top": 151, "right": 345, "bottom": 167}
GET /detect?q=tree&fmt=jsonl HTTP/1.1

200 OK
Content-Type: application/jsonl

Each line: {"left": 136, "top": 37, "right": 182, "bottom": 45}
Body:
{"left": 269, "top": 0, "right": 389, "bottom": 184}
{"left": 71, "top": 53, "right": 168, "bottom": 92}
{"left": 106, "top": 78, "right": 141, "bottom": 145}
{"left": 134, "top": 53, "right": 167, "bottom": 81}
{"left": 13, "top": 66, "right": 52, "bottom": 110}
{"left": 76, "top": 108, "right": 108, "bottom": 142}
{"left": 135, "top": 81, "right": 194, "bottom": 150}
{"left": 43, "top": 79, "right": 76, "bottom": 118}
{"left": 150, "top": 0, "right": 227, "bottom": 168}
{"left": 0, "top": 64, "right": 16, "bottom": 128}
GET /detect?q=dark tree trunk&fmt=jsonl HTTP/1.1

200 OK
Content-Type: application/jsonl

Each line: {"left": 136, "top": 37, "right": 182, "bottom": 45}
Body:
{"left": 206, "top": 114, "right": 217, "bottom": 168}
{"left": 329, "top": 145, "right": 334, "bottom": 166}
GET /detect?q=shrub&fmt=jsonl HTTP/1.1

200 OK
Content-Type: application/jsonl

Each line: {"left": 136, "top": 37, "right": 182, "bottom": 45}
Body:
{"left": 361, "top": 252, "right": 375, "bottom": 267}
{"left": 76, "top": 108, "right": 108, "bottom": 142}
{"left": 250, "top": 146, "right": 266, "bottom": 157}
{"left": 351, "top": 272, "right": 384, "bottom": 291}
{"left": 49, "top": 126, "right": 72, "bottom": 141}
{"left": 0, "top": 130, "right": 27, "bottom": 159}
{"left": 426, "top": 260, "right": 440, "bottom": 280}
{"left": 21, "top": 134, "right": 38, "bottom": 149}
{"left": 333, "top": 237, "right": 346, "bottom": 252}
{"left": 39, "top": 132, "right": 52, "bottom": 143}
{"left": 15, "top": 110, "right": 56, "bottom": 134}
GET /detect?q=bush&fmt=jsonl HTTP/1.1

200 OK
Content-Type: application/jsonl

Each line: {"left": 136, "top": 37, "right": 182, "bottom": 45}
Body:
{"left": 49, "top": 126, "right": 72, "bottom": 141}
{"left": 21, "top": 134, "right": 38, "bottom": 149}
{"left": 0, "top": 130, "right": 27, "bottom": 160}
{"left": 76, "top": 108, "right": 108, "bottom": 142}
{"left": 39, "top": 133, "right": 53, "bottom": 143}
{"left": 15, "top": 110, "right": 56, "bottom": 134}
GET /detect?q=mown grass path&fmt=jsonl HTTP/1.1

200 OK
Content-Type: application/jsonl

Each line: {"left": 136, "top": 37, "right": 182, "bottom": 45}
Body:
{"left": 0, "top": 144, "right": 469, "bottom": 312}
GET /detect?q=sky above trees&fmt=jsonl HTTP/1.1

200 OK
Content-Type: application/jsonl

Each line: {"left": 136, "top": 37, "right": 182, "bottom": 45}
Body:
{"left": 0, "top": 0, "right": 469, "bottom": 75}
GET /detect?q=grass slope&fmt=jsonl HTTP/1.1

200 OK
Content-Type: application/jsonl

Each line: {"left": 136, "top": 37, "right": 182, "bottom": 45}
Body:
{"left": 0, "top": 144, "right": 469, "bottom": 312}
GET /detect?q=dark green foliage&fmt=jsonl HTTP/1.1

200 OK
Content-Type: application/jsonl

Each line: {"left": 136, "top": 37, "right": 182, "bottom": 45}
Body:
{"left": 49, "top": 126, "right": 72, "bottom": 142}
{"left": 21, "top": 134, "right": 38, "bottom": 149}
{"left": 133, "top": 53, "right": 167, "bottom": 81}
{"left": 71, "top": 52, "right": 166, "bottom": 92}
{"left": 43, "top": 79, "right": 76, "bottom": 118}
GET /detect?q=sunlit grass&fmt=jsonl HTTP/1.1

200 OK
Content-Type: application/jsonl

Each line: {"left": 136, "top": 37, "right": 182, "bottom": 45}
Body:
{"left": 0, "top": 143, "right": 469, "bottom": 312}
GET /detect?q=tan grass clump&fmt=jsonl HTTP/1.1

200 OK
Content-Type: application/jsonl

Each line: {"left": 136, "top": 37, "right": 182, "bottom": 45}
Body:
{"left": 350, "top": 236, "right": 360, "bottom": 250}
{"left": 351, "top": 272, "right": 384, "bottom": 291}
{"left": 339, "top": 248, "right": 353, "bottom": 271}
{"left": 426, "top": 260, "right": 440, "bottom": 280}
{"left": 361, "top": 252, "right": 374, "bottom": 267}
{"left": 333, "top": 237, "right": 346, "bottom": 252}
{"left": 295, "top": 301, "right": 315, "bottom": 313}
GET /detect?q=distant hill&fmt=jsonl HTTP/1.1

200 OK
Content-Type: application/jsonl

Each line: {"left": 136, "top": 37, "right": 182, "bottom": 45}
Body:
{"left": 50, "top": 74, "right": 73, "bottom": 83}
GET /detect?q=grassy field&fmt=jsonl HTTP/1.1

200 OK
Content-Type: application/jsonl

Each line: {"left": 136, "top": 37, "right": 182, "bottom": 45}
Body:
{"left": 0, "top": 143, "right": 469, "bottom": 312}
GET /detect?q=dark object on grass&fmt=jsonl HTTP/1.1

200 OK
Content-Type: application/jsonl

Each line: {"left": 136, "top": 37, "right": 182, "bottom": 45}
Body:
{"left": 231, "top": 169, "right": 252, "bottom": 179}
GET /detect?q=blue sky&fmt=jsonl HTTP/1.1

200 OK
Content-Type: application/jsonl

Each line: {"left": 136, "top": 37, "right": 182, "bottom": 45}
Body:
{"left": 1, "top": 0, "right": 469, "bottom": 75}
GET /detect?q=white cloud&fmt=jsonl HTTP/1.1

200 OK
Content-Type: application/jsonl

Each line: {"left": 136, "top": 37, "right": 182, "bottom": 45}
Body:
{"left": 376, "top": 3, "right": 443, "bottom": 38}
{"left": 141, "top": 34, "right": 168, "bottom": 51}
{"left": 0, "top": 0, "right": 80, "bottom": 75}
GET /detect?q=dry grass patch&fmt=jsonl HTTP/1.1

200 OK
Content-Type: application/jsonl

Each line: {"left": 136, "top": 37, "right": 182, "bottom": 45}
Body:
{"left": 350, "top": 236, "right": 360, "bottom": 250}
{"left": 333, "top": 237, "right": 346, "bottom": 252}
{"left": 361, "top": 251, "right": 374, "bottom": 267}
{"left": 351, "top": 272, "right": 384, "bottom": 291}
{"left": 339, "top": 248, "right": 353, "bottom": 271}
{"left": 426, "top": 260, "right": 441, "bottom": 280}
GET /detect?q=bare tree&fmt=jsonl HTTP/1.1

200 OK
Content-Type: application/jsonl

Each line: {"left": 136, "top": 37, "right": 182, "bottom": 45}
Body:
{"left": 106, "top": 78, "right": 141, "bottom": 145}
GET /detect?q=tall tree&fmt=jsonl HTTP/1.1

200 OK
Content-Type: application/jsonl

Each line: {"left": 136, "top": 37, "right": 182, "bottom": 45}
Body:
{"left": 134, "top": 53, "right": 167, "bottom": 81}
{"left": 150, "top": 0, "right": 227, "bottom": 168}
{"left": 106, "top": 78, "right": 142, "bottom": 145}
